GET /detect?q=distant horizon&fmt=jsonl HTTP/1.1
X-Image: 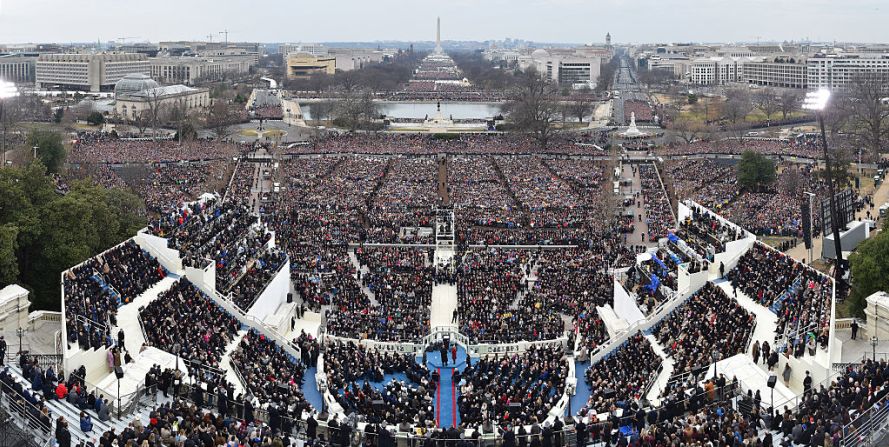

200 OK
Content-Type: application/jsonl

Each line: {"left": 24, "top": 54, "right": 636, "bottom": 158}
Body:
{"left": 1, "top": 0, "right": 887, "bottom": 44}
{"left": 3, "top": 39, "right": 889, "bottom": 48}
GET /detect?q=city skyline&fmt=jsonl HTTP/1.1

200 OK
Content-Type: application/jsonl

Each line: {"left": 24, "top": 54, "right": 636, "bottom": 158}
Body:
{"left": 0, "top": 0, "right": 888, "bottom": 45}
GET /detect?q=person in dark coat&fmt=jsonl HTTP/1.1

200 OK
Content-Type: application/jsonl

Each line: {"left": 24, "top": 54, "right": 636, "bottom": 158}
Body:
{"left": 502, "top": 426, "right": 516, "bottom": 447}
{"left": 55, "top": 418, "right": 71, "bottom": 447}
{"left": 306, "top": 414, "right": 318, "bottom": 440}
{"left": 541, "top": 423, "right": 553, "bottom": 447}
{"left": 217, "top": 386, "right": 228, "bottom": 416}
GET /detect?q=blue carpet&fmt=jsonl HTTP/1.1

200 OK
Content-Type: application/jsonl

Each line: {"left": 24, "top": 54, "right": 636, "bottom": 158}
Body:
{"left": 303, "top": 366, "right": 324, "bottom": 411}
{"left": 419, "top": 346, "right": 466, "bottom": 428}
{"left": 571, "top": 361, "right": 591, "bottom": 415}
{"left": 422, "top": 345, "right": 468, "bottom": 371}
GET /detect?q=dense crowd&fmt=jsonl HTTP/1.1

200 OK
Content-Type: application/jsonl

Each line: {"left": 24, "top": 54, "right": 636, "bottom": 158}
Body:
{"left": 580, "top": 332, "right": 662, "bottom": 416}
{"left": 140, "top": 279, "right": 241, "bottom": 368}
{"left": 728, "top": 242, "right": 832, "bottom": 354}
{"left": 456, "top": 249, "right": 564, "bottom": 343}
{"left": 458, "top": 345, "right": 568, "bottom": 427}
{"left": 637, "top": 163, "right": 674, "bottom": 242}
{"left": 229, "top": 330, "right": 317, "bottom": 426}
{"left": 530, "top": 249, "right": 615, "bottom": 350}
{"left": 71, "top": 138, "right": 243, "bottom": 164}
{"left": 324, "top": 340, "right": 434, "bottom": 427}
{"left": 64, "top": 240, "right": 165, "bottom": 351}
{"left": 655, "top": 282, "right": 756, "bottom": 375}
{"left": 657, "top": 138, "right": 824, "bottom": 159}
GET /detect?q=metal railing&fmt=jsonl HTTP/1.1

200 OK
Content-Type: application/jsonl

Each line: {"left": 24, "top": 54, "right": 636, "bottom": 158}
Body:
{"left": 0, "top": 378, "right": 53, "bottom": 446}
{"left": 843, "top": 391, "right": 889, "bottom": 446}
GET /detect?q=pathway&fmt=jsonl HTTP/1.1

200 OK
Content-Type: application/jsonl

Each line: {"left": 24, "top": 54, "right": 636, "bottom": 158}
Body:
{"left": 219, "top": 330, "right": 248, "bottom": 397}
{"left": 621, "top": 162, "right": 656, "bottom": 249}
{"left": 115, "top": 275, "right": 179, "bottom": 354}
{"left": 643, "top": 333, "right": 675, "bottom": 406}
{"left": 430, "top": 282, "right": 458, "bottom": 329}
{"left": 424, "top": 345, "right": 467, "bottom": 428}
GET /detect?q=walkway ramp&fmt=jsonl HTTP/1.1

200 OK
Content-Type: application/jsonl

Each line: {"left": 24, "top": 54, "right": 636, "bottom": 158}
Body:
{"left": 115, "top": 275, "right": 179, "bottom": 353}
{"left": 643, "top": 333, "right": 675, "bottom": 406}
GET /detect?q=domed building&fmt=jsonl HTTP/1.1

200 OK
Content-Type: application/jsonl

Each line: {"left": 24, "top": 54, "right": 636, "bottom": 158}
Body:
{"left": 531, "top": 48, "right": 550, "bottom": 59}
{"left": 114, "top": 73, "right": 159, "bottom": 97}
{"left": 112, "top": 73, "right": 210, "bottom": 122}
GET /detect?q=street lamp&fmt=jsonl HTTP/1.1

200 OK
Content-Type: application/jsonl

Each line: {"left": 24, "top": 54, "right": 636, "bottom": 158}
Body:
{"left": 871, "top": 335, "right": 878, "bottom": 362}
{"left": 804, "top": 192, "right": 816, "bottom": 263}
{"left": 15, "top": 327, "right": 24, "bottom": 355}
{"left": 802, "top": 88, "right": 845, "bottom": 284}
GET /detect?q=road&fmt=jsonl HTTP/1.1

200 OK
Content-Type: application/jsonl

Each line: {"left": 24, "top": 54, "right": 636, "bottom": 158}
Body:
{"left": 611, "top": 56, "right": 648, "bottom": 126}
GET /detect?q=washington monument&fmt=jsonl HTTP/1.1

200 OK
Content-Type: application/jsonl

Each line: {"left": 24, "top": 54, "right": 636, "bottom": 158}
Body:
{"left": 435, "top": 16, "right": 443, "bottom": 54}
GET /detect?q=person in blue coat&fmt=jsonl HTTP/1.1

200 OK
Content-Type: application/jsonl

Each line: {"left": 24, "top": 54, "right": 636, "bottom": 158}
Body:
{"left": 79, "top": 411, "right": 93, "bottom": 432}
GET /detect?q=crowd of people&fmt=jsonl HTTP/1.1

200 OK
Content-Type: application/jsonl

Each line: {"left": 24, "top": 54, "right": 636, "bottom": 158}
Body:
{"left": 458, "top": 345, "right": 569, "bottom": 428}
{"left": 655, "top": 282, "right": 756, "bottom": 375}
{"left": 140, "top": 278, "right": 242, "bottom": 369}
{"left": 456, "top": 249, "right": 564, "bottom": 343}
{"left": 64, "top": 240, "right": 165, "bottom": 351}
{"left": 637, "top": 163, "right": 674, "bottom": 242}
{"left": 580, "top": 332, "right": 662, "bottom": 417}
{"left": 70, "top": 137, "right": 243, "bottom": 164}
{"left": 728, "top": 242, "right": 833, "bottom": 355}
{"left": 324, "top": 340, "right": 435, "bottom": 427}
{"left": 657, "top": 138, "right": 825, "bottom": 159}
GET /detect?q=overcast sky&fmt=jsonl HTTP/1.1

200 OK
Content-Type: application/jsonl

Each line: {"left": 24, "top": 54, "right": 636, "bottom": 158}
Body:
{"left": 0, "top": 0, "right": 886, "bottom": 45}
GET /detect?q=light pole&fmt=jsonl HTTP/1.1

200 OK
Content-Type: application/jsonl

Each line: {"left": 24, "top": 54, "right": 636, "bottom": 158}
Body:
{"left": 15, "top": 327, "right": 24, "bottom": 355}
{"left": 802, "top": 88, "right": 844, "bottom": 284}
{"left": 804, "top": 192, "right": 816, "bottom": 263}
{"left": 871, "top": 335, "right": 878, "bottom": 362}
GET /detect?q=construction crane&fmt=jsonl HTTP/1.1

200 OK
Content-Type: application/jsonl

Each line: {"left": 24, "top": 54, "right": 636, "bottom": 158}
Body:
{"left": 219, "top": 29, "right": 230, "bottom": 46}
{"left": 206, "top": 34, "right": 214, "bottom": 43}
{"left": 116, "top": 37, "right": 139, "bottom": 43}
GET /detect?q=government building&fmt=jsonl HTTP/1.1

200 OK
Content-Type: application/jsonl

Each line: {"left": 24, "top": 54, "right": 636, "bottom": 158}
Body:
{"left": 35, "top": 53, "right": 150, "bottom": 92}
{"left": 112, "top": 73, "right": 210, "bottom": 121}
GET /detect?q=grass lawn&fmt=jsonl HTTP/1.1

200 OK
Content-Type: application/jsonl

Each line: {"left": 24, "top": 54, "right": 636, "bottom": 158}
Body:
{"left": 264, "top": 129, "right": 286, "bottom": 138}
{"left": 238, "top": 129, "right": 260, "bottom": 137}
{"left": 760, "top": 235, "right": 795, "bottom": 250}
{"left": 677, "top": 97, "right": 809, "bottom": 125}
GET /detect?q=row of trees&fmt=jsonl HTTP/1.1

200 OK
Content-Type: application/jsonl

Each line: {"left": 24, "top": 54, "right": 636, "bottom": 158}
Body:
{"left": 283, "top": 50, "right": 425, "bottom": 94}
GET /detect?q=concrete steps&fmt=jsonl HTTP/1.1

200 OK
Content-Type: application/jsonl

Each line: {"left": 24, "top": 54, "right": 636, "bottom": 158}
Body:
{"left": 643, "top": 333, "right": 675, "bottom": 406}
{"left": 113, "top": 275, "right": 179, "bottom": 354}
{"left": 219, "top": 330, "right": 248, "bottom": 397}
{"left": 6, "top": 365, "right": 107, "bottom": 445}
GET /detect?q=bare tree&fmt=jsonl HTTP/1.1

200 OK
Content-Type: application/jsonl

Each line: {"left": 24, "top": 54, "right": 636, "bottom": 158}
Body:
{"left": 564, "top": 95, "right": 594, "bottom": 123}
{"left": 843, "top": 72, "right": 889, "bottom": 157}
{"left": 779, "top": 90, "right": 802, "bottom": 120}
{"left": 0, "top": 96, "right": 23, "bottom": 155}
{"left": 781, "top": 165, "right": 802, "bottom": 194}
{"left": 336, "top": 89, "right": 378, "bottom": 131}
{"left": 507, "top": 67, "right": 561, "bottom": 148}
{"left": 205, "top": 101, "right": 239, "bottom": 140}
{"left": 670, "top": 117, "right": 705, "bottom": 144}
{"left": 753, "top": 88, "right": 779, "bottom": 123}
{"left": 134, "top": 109, "right": 152, "bottom": 135}
{"left": 723, "top": 88, "right": 753, "bottom": 124}
{"left": 145, "top": 89, "right": 166, "bottom": 139}
{"left": 311, "top": 99, "right": 335, "bottom": 125}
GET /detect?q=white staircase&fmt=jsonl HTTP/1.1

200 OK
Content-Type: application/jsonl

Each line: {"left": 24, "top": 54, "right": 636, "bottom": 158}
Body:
{"left": 219, "top": 330, "right": 247, "bottom": 397}
{"left": 644, "top": 333, "right": 675, "bottom": 406}
{"left": 114, "top": 275, "right": 179, "bottom": 353}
